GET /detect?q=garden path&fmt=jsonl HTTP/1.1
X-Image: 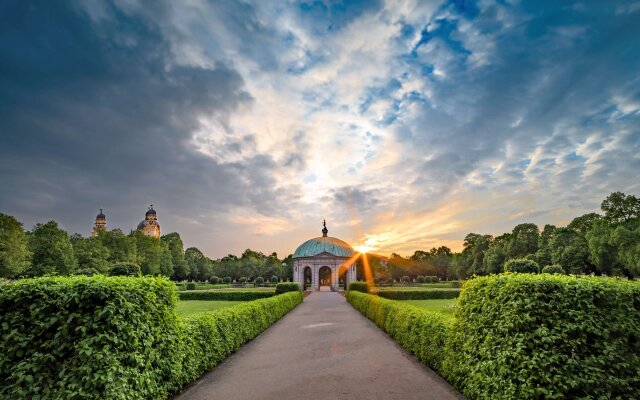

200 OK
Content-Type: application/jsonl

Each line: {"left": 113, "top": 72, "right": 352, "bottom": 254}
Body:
{"left": 175, "top": 291, "right": 463, "bottom": 400}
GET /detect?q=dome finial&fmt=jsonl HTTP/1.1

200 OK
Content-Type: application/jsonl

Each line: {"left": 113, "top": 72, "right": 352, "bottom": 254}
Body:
{"left": 322, "top": 219, "right": 328, "bottom": 237}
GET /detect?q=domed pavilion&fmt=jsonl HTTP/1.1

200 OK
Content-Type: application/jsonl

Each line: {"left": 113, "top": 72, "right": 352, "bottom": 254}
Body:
{"left": 293, "top": 221, "right": 357, "bottom": 291}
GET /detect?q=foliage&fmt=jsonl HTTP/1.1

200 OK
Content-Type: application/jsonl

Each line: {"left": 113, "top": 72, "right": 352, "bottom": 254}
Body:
{"left": 162, "top": 233, "right": 188, "bottom": 280}
{"left": 541, "top": 264, "right": 565, "bottom": 274}
{"left": 270, "top": 276, "right": 279, "bottom": 283}
{"left": 504, "top": 258, "right": 539, "bottom": 273}
{"left": 0, "top": 276, "right": 302, "bottom": 398}
{"left": 223, "top": 276, "right": 232, "bottom": 284}
{"left": 71, "top": 234, "right": 110, "bottom": 273}
{"left": 208, "top": 276, "right": 220, "bottom": 284}
{"left": 416, "top": 275, "right": 425, "bottom": 283}
{"left": 0, "top": 213, "right": 31, "bottom": 277}
{"left": 347, "top": 291, "right": 453, "bottom": 375}
{"left": 424, "top": 275, "right": 438, "bottom": 283}
{"left": 448, "top": 274, "right": 640, "bottom": 399}
{"left": 133, "top": 230, "right": 173, "bottom": 277}
{"left": 375, "top": 289, "right": 460, "bottom": 300}
{"left": 108, "top": 262, "right": 141, "bottom": 277}
{"left": 274, "top": 282, "right": 302, "bottom": 294}
{"left": 185, "top": 247, "right": 212, "bottom": 282}
{"left": 27, "top": 221, "right": 77, "bottom": 276}
{"left": 239, "top": 277, "right": 247, "bottom": 284}
{"left": 601, "top": 191, "right": 640, "bottom": 224}
{"left": 254, "top": 276, "right": 264, "bottom": 285}
{"left": 186, "top": 282, "right": 197, "bottom": 290}
{"left": 401, "top": 275, "right": 410, "bottom": 283}
{"left": 179, "top": 290, "right": 275, "bottom": 301}
{"left": 73, "top": 267, "right": 100, "bottom": 276}
{"left": 97, "top": 229, "right": 136, "bottom": 263}
{"left": 348, "top": 282, "right": 369, "bottom": 293}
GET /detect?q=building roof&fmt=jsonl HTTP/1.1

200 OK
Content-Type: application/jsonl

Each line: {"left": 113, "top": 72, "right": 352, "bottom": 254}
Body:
{"left": 293, "top": 236, "right": 355, "bottom": 258}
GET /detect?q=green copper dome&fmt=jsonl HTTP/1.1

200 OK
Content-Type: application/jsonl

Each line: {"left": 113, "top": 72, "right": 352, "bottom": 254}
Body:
{"left": 293, "top": 236, "right": 355, "bottom": 258}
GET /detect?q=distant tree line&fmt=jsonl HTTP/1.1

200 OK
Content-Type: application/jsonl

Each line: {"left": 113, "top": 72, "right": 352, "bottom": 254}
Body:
{"left": 358, "top": 191, "right": 640, "bottom": 281}
{"left": 0, "top": 216, "right": 293, "bottom": 282}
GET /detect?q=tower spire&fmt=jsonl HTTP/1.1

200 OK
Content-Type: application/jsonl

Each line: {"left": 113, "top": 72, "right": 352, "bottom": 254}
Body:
{"left": 322, "top": 219, "right": 328, "bottom": 237}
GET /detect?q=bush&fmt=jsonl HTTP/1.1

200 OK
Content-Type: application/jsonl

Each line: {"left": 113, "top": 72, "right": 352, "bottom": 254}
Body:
{"left": 348, "top": 282, "right": 369, "bottom": 293}
{"left": 0, "top": 276, "right": 302, "bottom": 399}
{"left": 448, "top": 273, "right": 640, "bottom": 399}
{"left": 504, "top": 258, "right": 539, "bottom": 273}
{"left": 239, "top": 277, "right": 247, "bottom": 284}
{"left": 416, "top": 275, "right": 425, "bottom": 283}
{"left": 270, "top": 276, "right": 279, "bottom": 283}
{"left": 0, "top": 275, "right": 180, "bottom": 399}
{"left": 108, "top": 262, "right": 141, "bottom": 277}
{"left": 179, "top": 290, "right": 276, "bottom": 301}
{"left": 347, "top": 291, "right": 453, "bottom": 375}
{"left": 208, "top": 276, "right": 220, "bottom": 284}
{"left": 401, "top": 275, "right": 410, "bottom": 283}
{"left": 73, "top": 267, "right": 99, "bottom": 276}
{"left": 425, "top": 276, "right": 438, "bottom": 283}
{"left": 542, "top": 264, "right": 566, "bottom": 274}
{"left": 275, "top": 282, "right": 301, "bottom": 294}
{"left": 376, "top": 289, "right": 460, "bottom": 300}
{"left": 223, "top": 276, "right": 232, "bottom": 284}
{"left": 449, "top": 281, "right": 462, "bottom": 288}
{"left": 254, "top": 277, "right": 264, "bottom": 286}
{"left": 186, "top": 282, "right": 197, "bottom": 290}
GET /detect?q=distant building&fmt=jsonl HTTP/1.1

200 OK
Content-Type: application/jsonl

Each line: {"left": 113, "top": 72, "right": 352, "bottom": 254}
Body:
{"left": 92, "top": 209, "right": 107, "bottom": 237}
{"left": 137, "top": 205, "right": 161, "bottom": 238}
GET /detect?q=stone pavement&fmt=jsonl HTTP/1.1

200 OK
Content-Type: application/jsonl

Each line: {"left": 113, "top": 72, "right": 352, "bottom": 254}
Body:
{"left": 175, "top": 292, "right": 463, "bottom": 400}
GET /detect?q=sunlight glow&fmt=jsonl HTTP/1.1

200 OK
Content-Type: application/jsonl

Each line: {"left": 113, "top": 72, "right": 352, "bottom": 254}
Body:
{"left": 354, "top": 244, "right": 374, "bottom": 253}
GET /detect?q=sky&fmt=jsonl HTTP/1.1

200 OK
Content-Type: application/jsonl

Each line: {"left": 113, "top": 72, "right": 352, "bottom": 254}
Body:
{"left": 1, "top": 0, "right": 639, "bottom": 259}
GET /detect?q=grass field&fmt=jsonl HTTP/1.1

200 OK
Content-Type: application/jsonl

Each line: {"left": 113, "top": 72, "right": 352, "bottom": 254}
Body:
{"left": 176, "top": 300, "right": 245, "bottom": 316}
{"left": 400, "top": 299, "right": 457, "bottom": 316}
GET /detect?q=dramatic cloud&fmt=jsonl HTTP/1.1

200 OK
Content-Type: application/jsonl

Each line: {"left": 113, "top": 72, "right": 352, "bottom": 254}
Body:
{"left": 1, "top": 0, "right": 639, "bottom": 257}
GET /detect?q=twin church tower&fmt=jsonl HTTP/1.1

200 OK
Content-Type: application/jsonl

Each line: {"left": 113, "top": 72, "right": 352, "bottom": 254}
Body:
{"left": 91, "top": 205, "right": 161, "bottom": 238}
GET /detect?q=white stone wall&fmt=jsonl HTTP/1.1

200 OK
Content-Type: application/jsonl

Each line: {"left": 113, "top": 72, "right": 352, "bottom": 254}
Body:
{"left": 293, "top": 253, "right": 355, "bottom": 291}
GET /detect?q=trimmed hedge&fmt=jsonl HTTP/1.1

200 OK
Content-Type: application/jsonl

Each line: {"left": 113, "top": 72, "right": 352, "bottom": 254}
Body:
{"left": 0, "top": 276, "right": 302, "bottom": 399}
{"left": 186, "top": 282, "right": 197, "bottom": 290}
{"left": 347, "top": 291, "right": 453, "bottom": 374}
{"left": 449, "top": 274, "right": 640, "bottom": 399}
{"left": 504, "top": 258, "right": 539, "bottom": 273}
{"left": 275, "top": 282, "right": 301, "bottom": 294}
{"left": 541, "top": 264, "right": 566, "bottom": 274}
{"left": 178, "top": 290, "right": 275, "bottom": 301}
{"left": 375, "top": 288, "right": 460, "bottom": 300}
{"left": 348, "top": 282, "right": 369, "bottom": 293}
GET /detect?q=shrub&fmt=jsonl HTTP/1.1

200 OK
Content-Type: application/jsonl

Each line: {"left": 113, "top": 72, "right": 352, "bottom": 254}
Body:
{"left": 73, "top": 267, "right": 99, "bottom": 276}
{"left": 208, "top": 276, "right": 220, "bottom": 284}
{"left": 449, "top": 281, "right": 462, "bottom": 288}
{"left": 178, "top": 289, "right": 276, "bottom": 301}
{"left": 348, "top": 282, "right": 369, "bottom": 293}
{"left": 376, "top": 289, "right": 460, "bottom": 300}
{"left": 416, "top": 275, "right": 425, "bottom": 283}
{"left": 0, "top": 276, "right": 302, "bottom": 399}
{"left": 347, "top": 291, "right": 453, "bottom": 374}
{"left": 275, "top": 282, "right": 301, "bottom": 294}
{"left": 425, "top": 276, "right": 438, "bottom": 283}
{"left": 504, "top": 258, "right": 539, "bottom": 273}
{"left": 0, "top": 275, "right": 180, "bottom": 399}
{"left": 186, "top": 282, "right": 197, "bottom": 290}
{"left": 223, "top": 276, "right": 232, "bottom": 284}
{"left": 401, "top": 275, "right": 410, "bottom": 283}
{"left": 448, "top": 273, "right": 640, "bottom": 399}
{"left": 270, "top": 276, "right": 279, "bottom": 283}
{"left": 108, "top": 262, "right": 141, "bottom": 277}
{"left": 239, "top": 277, "right": 247, "bottom": 284}
{"left": 542, "top": 264, "right": 566, "bottom": 274}
{"left": 254, "top": 277, "right": 264, "bottom": 286}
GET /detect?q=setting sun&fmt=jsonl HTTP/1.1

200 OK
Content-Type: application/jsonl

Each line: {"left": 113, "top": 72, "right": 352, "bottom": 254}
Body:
{"left": 354, "top": 245, "right": 374, "bottom": 253}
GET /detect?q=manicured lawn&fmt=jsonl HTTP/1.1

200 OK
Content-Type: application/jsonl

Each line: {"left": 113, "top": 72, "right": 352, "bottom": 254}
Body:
{"left": 176, "top": 300, "right": 245, "bottom": 316}
{"left": 400, "top": 299, "right": 457, "bottom": 316}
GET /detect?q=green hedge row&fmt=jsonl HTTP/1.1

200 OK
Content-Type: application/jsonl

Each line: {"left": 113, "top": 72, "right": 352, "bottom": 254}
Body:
{"left": 449, "top": 274, "right": 640, "bottom": 400}
{"left": 0, "top": 276, "right": 302, "bottom": 399}
{"left": 348, "top": 282, "right": 369, "bottom": 293}
{"left": 347, "top": 291, "right": 453, "bottom": 374}
{"left": 348, "top": 274, "right": 640, "bottom": 400}
{"left": 274, "top": 282, "right": 301, "bottom": 294}
{"left": 375, "top": 288, "right": 461, "bottom": 300}
{"left": 178, "top": 290, "right": 275, "bottom": 301}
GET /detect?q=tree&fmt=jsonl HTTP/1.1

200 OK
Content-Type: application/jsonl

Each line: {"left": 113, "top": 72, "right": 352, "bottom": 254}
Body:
{"left": 507, "top": 223, "right": 539, "bottom": 259}
{"left": 550, "top": 228, "right": 593, "bottom": 275}
{"left": 132, "top": 231, "right": 172, "bottom": 276}
{"left": 161, "top": 232, "right": 188, "bottom": 280}
{"left": 71, "top": 234, "right": 110, "bottom": 273}
{"left": 185, "top": 247, "right": 211, "bottom": 281}
{"left": 461, "top": 233, "right": 492, "bottom": 275}
{"left": 483, "top": 234, "right": 510, "bottom": 274}
{"left": 567, "top": 213, "right": 601, "bottom": 235}
{"left": 0, "top": 213, "right": 31, "bottom": 277}
{"left": 610, "top": 222, "right": 640, "bottom": 277}
{"left": 27, "top": 221, "right": 77, "bottom": 276}
{"left": 534, "top": 224, "right": 556, "bottom": 267}
{"left": 586, "top": 220, "right": 622, "bottom": 276}
{"left": 601, "top": 192, "right": 640, "bottom": 224}
{"left": 98, "top": 229, "right": 136, "bottom": 263}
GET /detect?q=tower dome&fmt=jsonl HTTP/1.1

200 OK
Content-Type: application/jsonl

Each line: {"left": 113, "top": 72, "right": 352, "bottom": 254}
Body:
{"left": 138, "top": 205, "right": 161, "bottom": 238}
{"left": 92, "top": 208, "right": 107, "bottom": 237}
